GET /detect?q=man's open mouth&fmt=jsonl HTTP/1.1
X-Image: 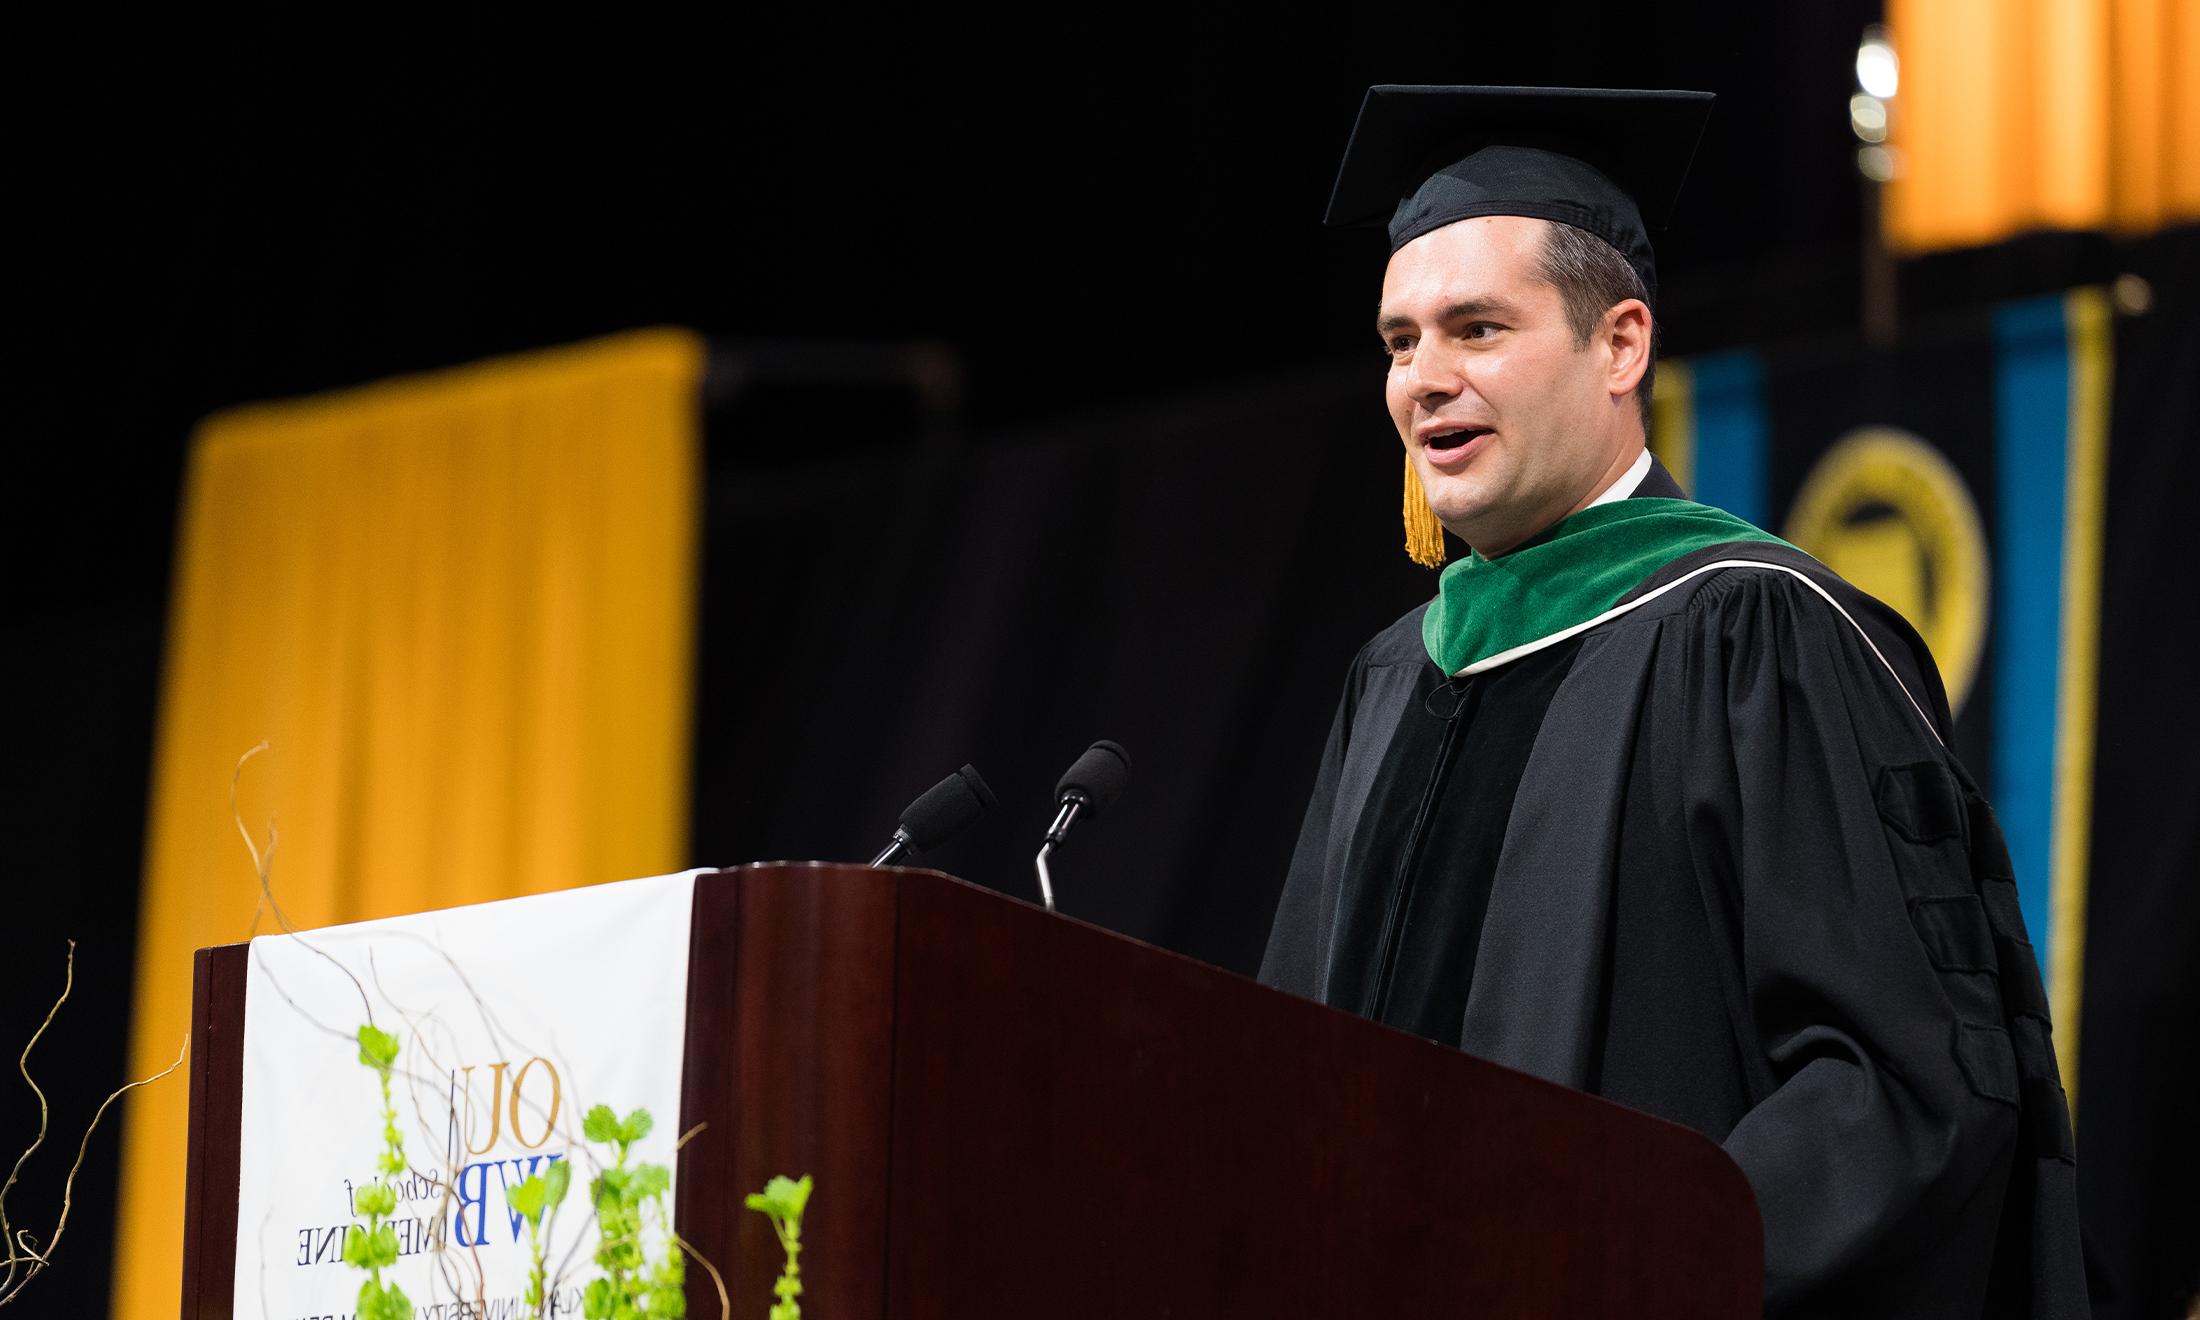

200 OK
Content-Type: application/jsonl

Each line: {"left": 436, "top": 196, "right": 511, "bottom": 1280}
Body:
{"left": 1427, "top": 427, "right": 1490, "bottom": 452}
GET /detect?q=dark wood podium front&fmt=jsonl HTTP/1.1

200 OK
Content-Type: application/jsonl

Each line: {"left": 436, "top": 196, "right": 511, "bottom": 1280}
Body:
{"left": 182, "top": 863, "right": 1762, "bottom": 1317}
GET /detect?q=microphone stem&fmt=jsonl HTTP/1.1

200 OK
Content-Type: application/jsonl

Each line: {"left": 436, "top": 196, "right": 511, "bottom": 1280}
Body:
{"left": 869, "top": 829, "right": 912, "bottom": 867}
{"left": 1033, "top": 794, "right": 1085, "bottom": 913}
{"left": 1034, "top": 840, "right": 1057, "bottom": 913}
{"left": 1043, "top": 797, "right": 1083, "bottom": 845}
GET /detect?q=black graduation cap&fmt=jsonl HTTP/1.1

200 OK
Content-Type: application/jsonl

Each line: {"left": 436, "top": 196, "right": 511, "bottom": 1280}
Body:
{"left": 1324, "top": 85, "right": 1715, "bottom": 301}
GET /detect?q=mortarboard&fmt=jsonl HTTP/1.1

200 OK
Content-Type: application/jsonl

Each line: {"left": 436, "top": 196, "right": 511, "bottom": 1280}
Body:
{"left": 1325, "top": 85, "right": 1715, "bottom": 569}
{"left": 1325, "top": 84, "right": 1715, "bottom": 303}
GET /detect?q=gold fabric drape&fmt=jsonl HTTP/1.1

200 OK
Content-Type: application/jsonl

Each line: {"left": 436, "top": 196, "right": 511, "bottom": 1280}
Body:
{"left": 113, "top": 328, "right": 703, "bottom": 1319}
{"left": 1886, "top": 0, "right": 2200, "bottom": 251}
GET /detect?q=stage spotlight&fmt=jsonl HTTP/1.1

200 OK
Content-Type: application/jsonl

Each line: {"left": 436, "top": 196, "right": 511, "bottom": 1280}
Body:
{"left": 1856, "top": 26, "right": 1899, "bottom": 100}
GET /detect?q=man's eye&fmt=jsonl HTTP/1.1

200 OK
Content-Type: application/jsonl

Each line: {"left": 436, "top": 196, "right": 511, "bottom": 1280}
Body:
{"left": 1464, "top": 322, "right": 1501, "bottom": 339}
{"left": 1383, "top": 336, "right": 1415, "bottom": 356}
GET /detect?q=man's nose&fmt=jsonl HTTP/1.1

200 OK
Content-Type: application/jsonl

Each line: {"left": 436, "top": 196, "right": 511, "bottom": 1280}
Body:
{"left": 1406, "top": 338, "right": 1466, "bottom": 408}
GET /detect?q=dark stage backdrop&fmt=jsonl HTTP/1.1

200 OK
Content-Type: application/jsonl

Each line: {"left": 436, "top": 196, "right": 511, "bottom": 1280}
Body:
{"left": 2078, "top": 232, "right": 2200, "bottom": 1320}
{"left": 688, "top": 354, "right": 1429, "bottom": 973}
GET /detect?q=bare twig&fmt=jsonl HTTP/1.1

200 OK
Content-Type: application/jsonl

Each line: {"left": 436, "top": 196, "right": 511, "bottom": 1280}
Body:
{"left": 674, "top": 1231, "right": 733, "bottom": 1320}
{"left": 0, "top": 941, "right": 72, "bottom": 1297}
{"left": 0, "top": 1036, "right": 187, "bottom": 1307}
{"left": 232, "top": 742, "right": 372, "bottom": 1026}
{"left": 233, "top": 740, "right": 276, "bottom": 932}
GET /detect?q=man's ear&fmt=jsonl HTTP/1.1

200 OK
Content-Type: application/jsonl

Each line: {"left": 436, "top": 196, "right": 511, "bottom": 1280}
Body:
{"left": 1606, "top": 299, "right": 1652, "bottom": 398}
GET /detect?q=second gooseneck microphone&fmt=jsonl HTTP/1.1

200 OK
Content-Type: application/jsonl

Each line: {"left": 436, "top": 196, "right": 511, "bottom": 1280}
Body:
{"left": 1034, "top": 740, "right": 1131, "bottom": 912}
{"left": 870, "top": 764, "right": 998, "bottom": 866}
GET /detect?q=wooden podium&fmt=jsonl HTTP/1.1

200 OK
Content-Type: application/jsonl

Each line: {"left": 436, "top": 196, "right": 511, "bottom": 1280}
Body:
{"left": 181, "top": 863, "right": 1762, "bottom": 1317}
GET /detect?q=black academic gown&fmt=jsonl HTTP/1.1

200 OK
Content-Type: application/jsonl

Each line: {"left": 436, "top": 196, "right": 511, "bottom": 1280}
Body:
{"left": 1258, "top": 460, "right": 2085, "bottom": 1319}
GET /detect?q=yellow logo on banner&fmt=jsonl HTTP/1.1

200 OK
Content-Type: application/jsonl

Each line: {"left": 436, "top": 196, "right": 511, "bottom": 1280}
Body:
{"left": 454, "top": 1057, "right": 565, "bottom": 1154}
{"left": 1785, "top": 427, "right": 1990, "bottom": 714}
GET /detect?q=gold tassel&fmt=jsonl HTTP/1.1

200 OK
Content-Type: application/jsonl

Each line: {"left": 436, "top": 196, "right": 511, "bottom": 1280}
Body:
{"left": 1402, "top": 454, "right": 1447, "bottom": 568}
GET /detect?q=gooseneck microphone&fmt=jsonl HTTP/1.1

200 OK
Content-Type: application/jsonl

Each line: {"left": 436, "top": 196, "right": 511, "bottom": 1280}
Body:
{"left": 870, "top": 764, "right": 998, "bottom": 866}
{"left": 1034, "top": 740, "right": 1131, "bottom": 912}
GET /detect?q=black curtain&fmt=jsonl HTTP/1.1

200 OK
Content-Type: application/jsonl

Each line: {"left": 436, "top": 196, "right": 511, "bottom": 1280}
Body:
{"left": 689, "top": 357, "right": 1433, "bottom": 971}
{"left": 2076, "top": 228, "right": 2200, "bottom": 1320}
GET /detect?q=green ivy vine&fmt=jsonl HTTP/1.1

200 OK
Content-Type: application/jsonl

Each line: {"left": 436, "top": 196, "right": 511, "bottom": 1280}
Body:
{"left": 344, "top": 1024, "right": 411, "bottom": 1320}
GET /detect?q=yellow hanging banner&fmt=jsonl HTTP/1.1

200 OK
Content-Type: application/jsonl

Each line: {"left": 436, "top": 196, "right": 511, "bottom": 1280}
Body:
{"left": 1886, "top": 0, "right": 2200, "bottom": 251}
{"left": 113, "top": 328, "right": 703, "bottom": 1320}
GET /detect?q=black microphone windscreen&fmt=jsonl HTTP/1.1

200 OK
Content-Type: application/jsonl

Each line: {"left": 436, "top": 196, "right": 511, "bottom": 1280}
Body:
{"left": 899, "top": 764, "right": 997, "bottom": 853}
{"left": 1055, "top": 740, "right": 1132, "bottom": 817}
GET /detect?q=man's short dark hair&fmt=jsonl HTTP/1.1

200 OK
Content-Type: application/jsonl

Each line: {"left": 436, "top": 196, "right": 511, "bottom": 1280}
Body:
{"left": 1533, "top": 220, "right": 1656, "bottom": 434}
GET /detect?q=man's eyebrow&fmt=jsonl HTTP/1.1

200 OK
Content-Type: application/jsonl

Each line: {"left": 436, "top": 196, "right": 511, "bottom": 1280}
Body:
{"left": 1375, "top": 297, "right": 1526, "bottom": 336}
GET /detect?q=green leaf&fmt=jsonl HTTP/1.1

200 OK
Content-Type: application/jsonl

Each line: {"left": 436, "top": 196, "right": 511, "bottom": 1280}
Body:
{"left": 377, "top": 1150, "right": 406, "bottom": 1176}
{"left": 544, "top": 1156, "right": 572, "bottom": 1208}
{"left": 620, "top": 1107, "right": 655, "bottom": 1144}
{"left": 582, "top": 1103, "right": 620, "bottom": 1143}
{"left": 647, "top": 1251, "right": 688, "bottom": 1314}
{"left": 354, "top": 1182, "right": 396, "bottom": 1217}
{"left": 747, "top": 1173, "right": 813, "bottom": 1223}
{"left": 508, "top": 1173, "right": 547, "bottom": 1225}
{"left": 631, "top": 1162, "right": 670, "bottom": 1199}
{"left": 358, "top": 1280, "right": 413, "bottom": 1320}
{"left": 582, "top": 1278, "right": 616, "bottom": 1320}
{"left": 342, "top": 1226, "right": 374, "bottom": 1269}
{"left": 339, "top": 1222, "right": 401, "bottom": 1271}
{"left": 364, "top": 1224, "right": 401, "bottom": 1270}
{"left": 595, "top": 1165, "right": 633, "bottom": 1207}
{"left": 355, "top": 1024, "right": 400, "bottom": 1069}
{"left": 603, "top": 1238, "right": 643, "bottom": 1272}
{"left": 385, "top": 1293, "right": 415, "bottom": 1320}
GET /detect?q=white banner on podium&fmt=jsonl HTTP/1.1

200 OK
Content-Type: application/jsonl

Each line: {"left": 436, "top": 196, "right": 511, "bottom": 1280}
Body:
{"left": 233, "top": 869, "right": 703, "bottom": 1317}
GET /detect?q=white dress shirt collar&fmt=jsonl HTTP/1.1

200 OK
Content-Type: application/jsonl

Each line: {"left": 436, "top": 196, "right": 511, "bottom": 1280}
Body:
{"left": 1583, "top": 448, "right": 1655, "bottom": 511}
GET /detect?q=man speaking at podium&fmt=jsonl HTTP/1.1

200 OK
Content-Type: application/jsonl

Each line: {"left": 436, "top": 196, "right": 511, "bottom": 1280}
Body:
{"left": 1257, "top": 86, "right": 2084, "bottom": 1317}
